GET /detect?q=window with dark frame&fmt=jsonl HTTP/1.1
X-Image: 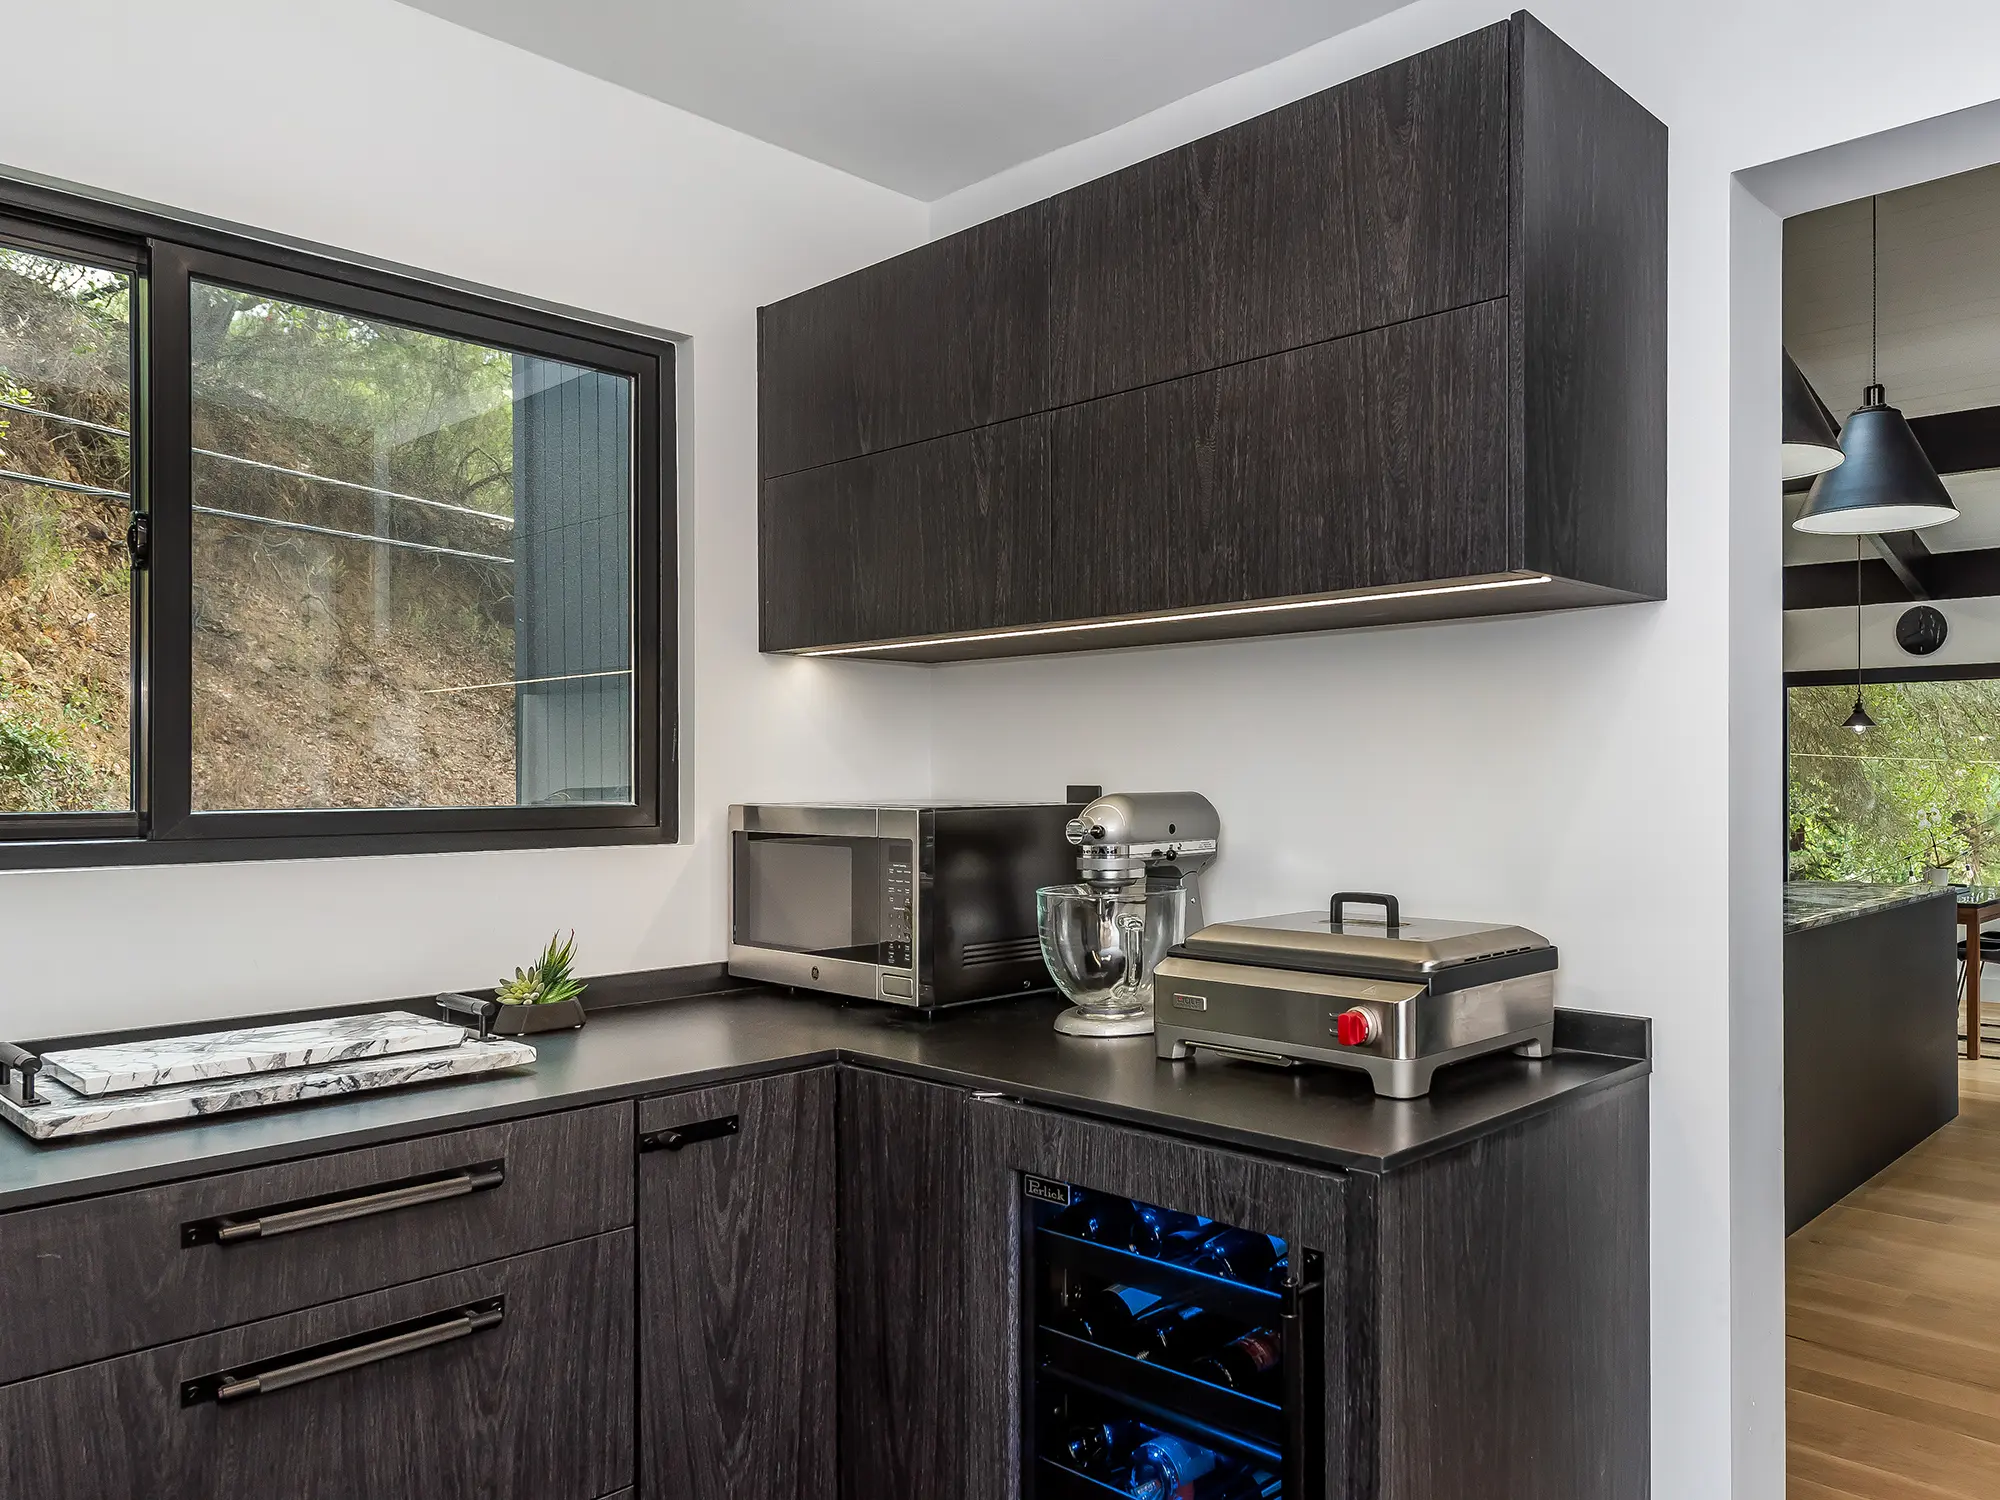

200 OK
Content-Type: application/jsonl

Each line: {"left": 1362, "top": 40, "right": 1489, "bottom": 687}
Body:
{"left": 0, "top": 188, "right": 675, "bottom": 867}
{"left": 1787, "top": 664, "right": 2000, "bottom": 883}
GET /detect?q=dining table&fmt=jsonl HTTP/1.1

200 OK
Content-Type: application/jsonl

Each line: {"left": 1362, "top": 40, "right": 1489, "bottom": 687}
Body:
{"left": 1958, "top": 885, "right": 2000, "bottom": 1059}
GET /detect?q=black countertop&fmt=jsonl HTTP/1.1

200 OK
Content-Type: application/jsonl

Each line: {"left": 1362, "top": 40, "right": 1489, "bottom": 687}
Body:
{"left": 0, "top": 988, "right": 1649, "bottom": 1214}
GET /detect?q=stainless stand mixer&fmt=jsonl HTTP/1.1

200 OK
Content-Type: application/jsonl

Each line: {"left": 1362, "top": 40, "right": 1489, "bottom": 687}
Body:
{"left": 1037, "top": 792, "right": 1219, "bottom": 1037}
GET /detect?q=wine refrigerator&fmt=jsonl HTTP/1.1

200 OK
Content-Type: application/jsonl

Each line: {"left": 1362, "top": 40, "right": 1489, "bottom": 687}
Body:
{"left": 1020, "top": 1175, "right": 1324, "bottom": 1500}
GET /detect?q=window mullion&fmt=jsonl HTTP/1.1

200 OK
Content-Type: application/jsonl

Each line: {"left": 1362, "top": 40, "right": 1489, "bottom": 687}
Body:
{"left": 142, "top": 240, "right": 195, "bottom": 839}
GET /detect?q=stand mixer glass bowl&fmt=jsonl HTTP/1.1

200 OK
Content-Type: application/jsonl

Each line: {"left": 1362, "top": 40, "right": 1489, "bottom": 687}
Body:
{"left": 1037, "top": 882, "right": 1188, "bottom": 1037}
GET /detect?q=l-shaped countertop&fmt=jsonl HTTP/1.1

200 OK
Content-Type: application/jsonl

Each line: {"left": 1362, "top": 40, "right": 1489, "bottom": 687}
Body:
{"left": 0, "top": 985, "right": 1650, "bottom": 1214}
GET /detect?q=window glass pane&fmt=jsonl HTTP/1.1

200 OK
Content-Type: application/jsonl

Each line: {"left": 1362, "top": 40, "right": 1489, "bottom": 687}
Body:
{"left": 1788, "top": 679, "right": 2000, "bottom": 881}
{"left": 188, "top": 282, "right": 635, "bottom": 811}
{"left": 0, "top": 245, "right": 134, "bottom": 813}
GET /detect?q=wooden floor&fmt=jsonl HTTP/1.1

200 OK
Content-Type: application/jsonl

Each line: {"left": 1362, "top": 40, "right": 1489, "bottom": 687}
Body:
{"left": 1788, "top": 1057, "right": 2000, "bottom": 1497}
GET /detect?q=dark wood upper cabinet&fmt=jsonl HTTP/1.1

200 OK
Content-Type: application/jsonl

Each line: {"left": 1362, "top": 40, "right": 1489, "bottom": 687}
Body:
{"left": 1051, "top": 301, "right": 1510, "bottom": 621}
{"left": 761, "top": 414, "right": 1050, "bottom": 651}
{"left": 759, "top": 205, "right": 1050, "bottom": 479}
{"left": 760, "top": 10, "right": 1664, "bottom": 660}
{"left": 1047, "top": 23, "right": 1508, "bottom": 408}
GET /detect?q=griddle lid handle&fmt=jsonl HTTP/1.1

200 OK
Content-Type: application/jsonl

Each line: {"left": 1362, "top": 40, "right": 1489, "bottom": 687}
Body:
{"left": 1330, "top": 891, "right": 1401, "bottom": 929}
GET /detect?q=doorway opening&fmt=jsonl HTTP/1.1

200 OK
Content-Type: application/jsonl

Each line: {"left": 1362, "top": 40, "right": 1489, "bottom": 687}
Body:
{"left": 1780, "top": 161, "right": 2000, "bottom": 1497}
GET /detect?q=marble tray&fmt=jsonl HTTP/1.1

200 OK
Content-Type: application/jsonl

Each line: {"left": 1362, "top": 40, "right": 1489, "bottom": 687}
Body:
{"left": 0, "top": 1036, "right": 537, "bottom": 1141}
{"left": 39, "top": 1011, "right": 471, "bottom": 1097}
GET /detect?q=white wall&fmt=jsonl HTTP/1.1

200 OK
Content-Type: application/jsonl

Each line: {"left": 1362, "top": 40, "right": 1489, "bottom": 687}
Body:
{"left": 0, "top": 0, "right": 933, "bottom": 1034}
{"left": 925, "top": 5, "right": 2000, "bottom": 1499}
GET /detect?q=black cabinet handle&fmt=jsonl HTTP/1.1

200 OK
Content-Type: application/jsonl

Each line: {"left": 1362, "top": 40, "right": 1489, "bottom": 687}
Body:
{"left": 182, "top": 1162, "right": 505, "bottom": 1247}
{"left": 1280, "top": 1249, "right": 1326, "bottom": 1500}
{"left": 0, "top": 1040, "right": 40, "bottom": 1104}
{"left": 436, "top": 991, "right": 499, "bottom": 1038}
{"left": 1329, "top": 891, "right": 1400, "bottom": 929}
{"left": 638, "top": 1114, "right": 739, "bottom": 1152}
{"left": 182, "top": 1298, "right": 504, "bottom": 1406}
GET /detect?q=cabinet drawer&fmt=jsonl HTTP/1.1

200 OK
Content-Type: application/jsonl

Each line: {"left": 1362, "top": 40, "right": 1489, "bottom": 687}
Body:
{"left": 0, "top": 1231, "right": 633, "bottom": 1500}
{"left": 0, "top": 1101, "right": 632, "bottom": 1383}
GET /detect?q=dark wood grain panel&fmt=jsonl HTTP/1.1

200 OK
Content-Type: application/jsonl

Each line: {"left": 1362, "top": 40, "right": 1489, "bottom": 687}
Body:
{"left": 837, "top": 1069, "right": 968, "bottom": 1500}
{"left": 961, "top": 1097, "right": 1349, "bottom": 1500}
{"left": 1512, "top": 12, "right": 1668, "bottom": 597}
{"left": 1785, "top": 895, "right": 1958, "bottom": 1233}
{"left": 0, "top": 1101, "right": 633, "bottom": 1385}
{"left": 1049, "top": 302, "right": 1511, "bottom": 621}
{"left": 1047, "top": 24, "right": 1508, "bottom": 408}
{"left": 638, "top": 1068, "right": 836, "bottom": 1500}
{"left": 760, "top": 205, "right": 1049, "bottom": 477}
{"left": 761, "top": 414, "right": 1049, "bottom": 649}
{"left": 1369, "top": 1079, "right": 1649, "bottom": 1500}
{"left": 0, "top": 1230, "right": 634, "bottom": 1500}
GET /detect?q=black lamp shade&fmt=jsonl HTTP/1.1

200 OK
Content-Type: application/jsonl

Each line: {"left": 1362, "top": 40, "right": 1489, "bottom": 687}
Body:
{"left": 1843, "top": 697, "right": 1876, "bottom": 732}
{"left": 1782, "top": 350, "right": 1845, "bottom": 481}
{"left": 1793, "top": 384, "right": 1960, "bottom": 534}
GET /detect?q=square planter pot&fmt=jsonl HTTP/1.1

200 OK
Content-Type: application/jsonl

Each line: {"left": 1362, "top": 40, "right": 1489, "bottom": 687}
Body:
{"left": 490, "top": 997, "right": 586, "bottom": 1035}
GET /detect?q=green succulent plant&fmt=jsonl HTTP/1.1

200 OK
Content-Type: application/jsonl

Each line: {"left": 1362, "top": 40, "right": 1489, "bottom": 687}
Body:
{"left": 496, "top": 930, "right": 586, "bottom": 1006}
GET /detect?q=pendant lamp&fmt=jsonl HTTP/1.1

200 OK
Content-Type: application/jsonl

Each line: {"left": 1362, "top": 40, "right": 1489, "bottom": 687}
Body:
{"left": 1844, "top": 536, "right": 1875, "bottom": 732}
{"left": 1782, "top": 349, "right": 1844, "bottom": 480}
{"left": 1794, "top": 197, "right": 1959, "bottom": 534}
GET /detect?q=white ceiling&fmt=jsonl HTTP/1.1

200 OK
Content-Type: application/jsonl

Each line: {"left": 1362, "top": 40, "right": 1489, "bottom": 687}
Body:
{"left": 1785, "top": 164, "right": 2000, "bottom": 564}
{"left": 393, "top": 0, "right": 1407, "bottom": 199}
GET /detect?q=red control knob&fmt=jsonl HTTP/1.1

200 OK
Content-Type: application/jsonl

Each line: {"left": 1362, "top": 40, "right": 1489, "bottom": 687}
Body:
{"left": 1335, "top": 1009, "right": 1377, "bottom": 1047}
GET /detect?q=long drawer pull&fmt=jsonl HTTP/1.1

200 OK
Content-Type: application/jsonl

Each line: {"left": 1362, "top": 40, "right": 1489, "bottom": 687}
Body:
{"left": 638, "top": 1113, "right": 739, "bottom": 1153}
{"left": 183, "top": 1162, "right": 505, "bottom": 1247}
{"left": 182, "top": 1299, "right": 504, "bottom": 1407}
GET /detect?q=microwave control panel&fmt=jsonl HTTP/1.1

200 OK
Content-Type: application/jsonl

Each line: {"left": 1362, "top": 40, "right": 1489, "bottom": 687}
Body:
{"left": 882, "top": 841, "right": 913, "bottom": 969}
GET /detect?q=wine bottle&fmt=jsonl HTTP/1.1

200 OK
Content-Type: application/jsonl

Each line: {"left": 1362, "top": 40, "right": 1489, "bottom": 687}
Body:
{"left": 1187, "top": 1229, "right": 1286, "bottom": 1285}
{"left": 1062, "top": 1282, "right": 1165, "bottom": 1354}
{"left": 1130, "top": 1201, "right": 1204, "bottom": 1257}
{"left": 1050, "top": 1193, "right": 1140, "bottom": 1249}
{"left": 1054, "top": 1420, "right": 1119, "bottom": 1474}
{"left": 1125, "top": 1433, "right": 1219, "bottom": 1500}
{"left": 1132, "top": 1302, "right": 1234, "bottom": 1365}
{"left": 1189, "top": 1327, "right": 1283, "bottom": 1398}
{"left": 1158, "top": 1222, "right": 1218, "bottom": 1264}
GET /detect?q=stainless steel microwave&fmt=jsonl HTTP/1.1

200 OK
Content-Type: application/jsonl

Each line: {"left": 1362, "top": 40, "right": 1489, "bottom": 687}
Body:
{"left": 728, "top": 802, "right": 1078, "bottom": 1009}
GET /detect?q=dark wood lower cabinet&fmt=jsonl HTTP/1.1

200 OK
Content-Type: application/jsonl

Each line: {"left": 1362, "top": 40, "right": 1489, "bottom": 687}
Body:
{"left": 960, "top": 1081, "right": 1649, "bottom": 1500}
{"left": 637, "top": 1068, "right": 837, "bottom": 1500}
{"left": 1368, "top": 1082, "right": 1650, "bottom": 1500}
{"left": 0, "top": 1230, "right": 633, "bottom": 1500}
{"left": 963, "top": 1096, "right": 1348, "bottom": 1500}
{"left": 837, "top": 1069, "right": 970, "bottom": 1500}
{"left": 0, "top": 1059, "right": 1645, "bottom": 1500}
{"left": 0, "top": 1102, "right": 632, "bottom": 1386}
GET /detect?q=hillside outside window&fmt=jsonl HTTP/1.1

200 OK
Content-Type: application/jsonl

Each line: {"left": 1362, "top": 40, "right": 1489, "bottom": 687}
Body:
{"left": 0, "top": 193, "right": 673, "bottom": 866}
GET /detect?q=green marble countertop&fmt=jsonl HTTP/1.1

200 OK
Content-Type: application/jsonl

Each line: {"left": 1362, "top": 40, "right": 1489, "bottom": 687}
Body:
{"left": 1784, "top": 881, "right": 1956, "bottom": 933}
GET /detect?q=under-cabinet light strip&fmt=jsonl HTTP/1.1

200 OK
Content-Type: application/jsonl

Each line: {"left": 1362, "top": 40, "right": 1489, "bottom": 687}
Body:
{"left": 796, "top": 575, "right": 1557, "bottom": 658}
